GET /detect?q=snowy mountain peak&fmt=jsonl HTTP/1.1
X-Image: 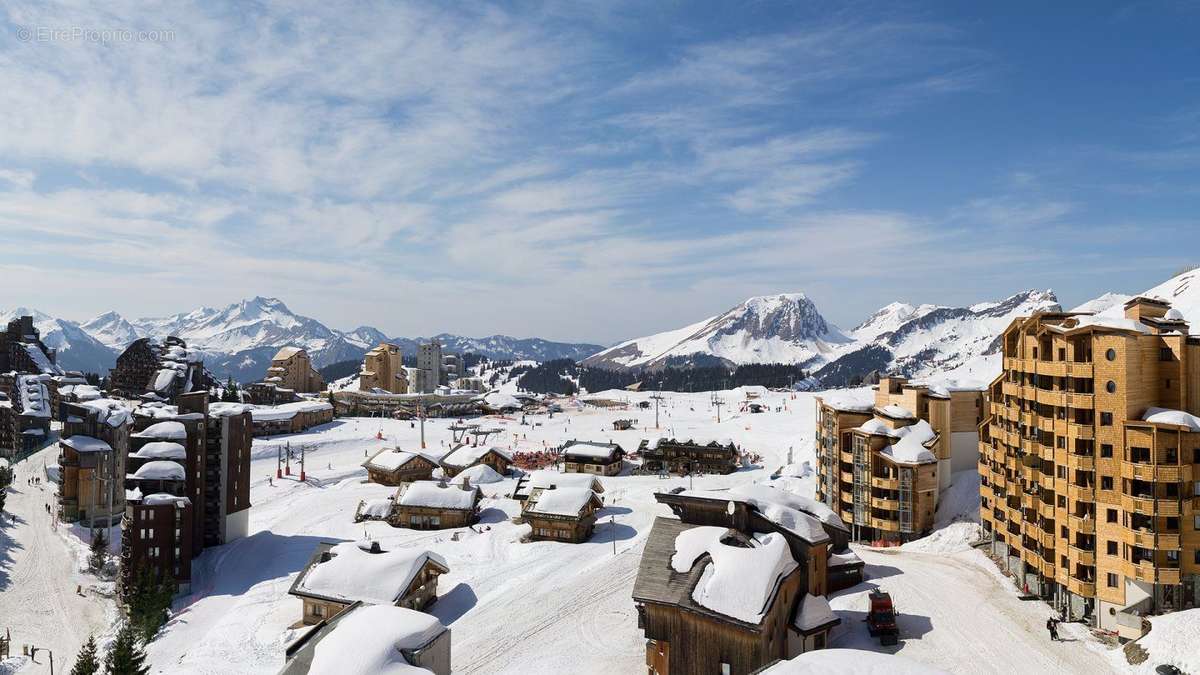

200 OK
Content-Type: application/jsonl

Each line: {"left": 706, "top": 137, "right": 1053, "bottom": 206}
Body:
{"left": 851, "top": 301, "right": 941, "bottom": 342}
{"left": 582, "top": 292, "right": 848, "bottom": 370}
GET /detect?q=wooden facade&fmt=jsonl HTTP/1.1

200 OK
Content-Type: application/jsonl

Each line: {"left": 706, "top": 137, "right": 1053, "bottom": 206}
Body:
{"left": 979, "top": 296, "right": 1200, "bottom": 634}
{"left": 560, "top": 440, "right": 625, "bottom": 476}
{"left": 388, "top": 480, "right": 482, "bottom": 530}
{"left": 522, "top": 487, "right": 604, "bottom": 543}
{"left": 439, "top": 445, "right": 513, "bottom": 478}
{"left": 639, "top": 438, "right": 740, "bottom": 475}
{"left": 362, "top": 449, "right": 439, "bottom": 486}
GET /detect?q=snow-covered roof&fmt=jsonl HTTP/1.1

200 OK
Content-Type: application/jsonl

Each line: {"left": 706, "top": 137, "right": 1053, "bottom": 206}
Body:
{"left": 131, "top": 441, "right": 187, "bottom": 460}
{"left": 129, "top": 460, "right": 185, "bottom": 481}
{"left": 793, "top": 593, "right": 838, "bottom": 632}
{"left": 17, "top": 373, "right": 50, "bottom": 418}
{"left": 61, "top": 435, "right": 112, "bottom": 454}
{"left": 514, "top": 471, "right": 604, "bottom": 498}
{"left": 560, "top": 440, "right": 622, "bottom": 459}
{"left": 525, "top": 487, "right": 601, "bottom": 517}
{"left": 671, "top": 527, "right": 798, "bottom": 624}
{"left": 882, "top": 419, "right": 938, "bottom": 464}
{"left": 209, "top": 402, "right": 252, "bottom": 417}
{"left": 457, "top": 463, "right": 504, "bottom": 485}
{"left": 395, "top": 480, "right": 479, "bottom": 510}
{"left": 249, "top": 400, "right": 333, "bottom": 421}
{"left": 644, "top": 436, "right": 735, "bottom": 450}
{"left": 481, "top": 391, "right": 522, "bottom": 410}
{"left": 75, "top": 398, "right": 133, "bottom": 427}
{"left": 674, "top": 485, "right": 835, "bottom": 543}
{"left": 59, "top": 383, "right": 102, "bottom": 401}
{"left": 359, "top": 499, "right": 394, "bottom": 519}
{"left": 756, "top": 649, "right": 950, "bottom": 674}
{"left": 1142, "top": 407, "right": 1200, "bottom": 431}
{"left": 272, "top": 346, "right": 303, "bottom": 361}
{"left": 440, "top": 444, "right": 512, "bottom": 468}
{"left": 22, "top": 343, "right": 61, "bottom": 375}
{"left": 364, "top": 449, "right": 437, "bottom": 472}
{"left": 855, "top": 418, "right": 896, "bottom": 437}
{"left": 817, "top": 389, "right": 874, "bottom": 413}
{"left": 308, "top": 604, "right": 447, "bottom": 675}
{"left": 295, "top": 541, "right": 448, "bottom": 605}
{"left": 876, "top": 404, "right": 915, "bottom": 419}
{"left": 141, "top": 493, "right": 191, "bottom": 507}
{"left": 133, "top": 420, "right": 188, "bottom": 440}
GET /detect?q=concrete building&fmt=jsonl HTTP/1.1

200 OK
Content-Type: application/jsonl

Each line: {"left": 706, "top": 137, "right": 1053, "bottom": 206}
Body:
{"left": 0, "top": 315, "right": 59, "bottom": 375}
{"left": 979, "top": 296, "right": 1200, "bottom": 636}
{"left": 815, "top": 378, "right": 983, "bottom": 543}
{"left": 262, "top": 347, "right": 325, "bottom": 395}
{"left": 416, "top": 340, "right": 443, "bottom": 392}
{"left": 108, "top": 336, "right": 206, "bottom": 403}
{"left": 359, "top": 342, "right": 408, "bottom": 394}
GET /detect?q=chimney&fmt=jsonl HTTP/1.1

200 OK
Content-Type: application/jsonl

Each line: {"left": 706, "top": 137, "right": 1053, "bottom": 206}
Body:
{"left": 370, "top": 541, "right": 382, "bottom": 554}
{"left": 1124, "top": 296, "right": 1170, "bottom": 322}
{"left": 461, "top": 475, "right": 471, "bottom": 491}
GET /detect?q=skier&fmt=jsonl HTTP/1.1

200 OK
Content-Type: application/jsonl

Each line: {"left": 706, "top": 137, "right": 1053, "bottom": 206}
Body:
{"left": 1046, "top": 616, "right": 1059, "bottom": 642}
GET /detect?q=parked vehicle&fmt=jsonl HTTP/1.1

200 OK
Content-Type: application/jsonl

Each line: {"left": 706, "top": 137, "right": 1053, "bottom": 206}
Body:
{"left": 867, "top": 590, "right": 899, "bottom": 645}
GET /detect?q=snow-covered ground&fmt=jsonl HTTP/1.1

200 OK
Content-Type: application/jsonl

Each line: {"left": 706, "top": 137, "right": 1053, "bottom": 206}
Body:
{"left": 0, "top": 388, "right": 1161, "bottom": 674}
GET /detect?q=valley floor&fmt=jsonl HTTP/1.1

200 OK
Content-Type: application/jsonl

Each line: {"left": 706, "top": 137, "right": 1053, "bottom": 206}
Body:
{"left": 0, "top": 389, "right": 1149, "bottom": 673}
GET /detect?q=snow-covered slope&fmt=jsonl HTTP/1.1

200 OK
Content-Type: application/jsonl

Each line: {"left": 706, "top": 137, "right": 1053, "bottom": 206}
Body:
{"left": 815, "top": 289, "right": 1061, "bottom": 387}
{"left": 1094, "top": 268, "right": 1200, "bottom": 324}
{"left": 582, "top": 293, "right": 851, "bottom": 370}
{"left": 849, "top": 302, "right": 941, "bottom": 342}
{"left": 1070, "top": 292, "right": 1132, "bottom": 315}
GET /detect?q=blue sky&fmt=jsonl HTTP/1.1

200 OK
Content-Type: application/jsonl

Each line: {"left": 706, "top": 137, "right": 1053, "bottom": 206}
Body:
{"left": 1, "top": 1, "right": 1198, "bottom": 344}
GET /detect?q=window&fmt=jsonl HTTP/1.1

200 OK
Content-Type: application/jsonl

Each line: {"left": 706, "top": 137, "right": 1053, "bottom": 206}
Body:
{"left": 1107, "top": 509, "right": 1118, "bottom": 523}
{"left": 1165, "top": 379, "right": 1172, "bottom": 390}
{"left": 1101, "top": 444, "right": 1113, "bottom": 458}
{"left": 1106, "top": 541, "right": 1118, "bottom": 555}
{"left": 1106, "top": 348, "right": 1117, "bottom": 361}
{"left": 1160, "top": 347, "right": 1174, "bottom": 362}
{"left": 1101, "top": 476, "right": 1113, "bottom": 490}
{"left": 1101, "top": 413, "right": 1113, "bottom": 426}
{"left": 1107, "top": 573, "right": 1119, "bottom": 588}
{"left": 1105, "top": 381, "right": 1117, "bottom": 394}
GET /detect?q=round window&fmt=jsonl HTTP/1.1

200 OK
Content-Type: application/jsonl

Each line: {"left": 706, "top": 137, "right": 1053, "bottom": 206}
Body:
{"left": 1106, "top": 348, "right": 1116, "bottom": 361}
{"left": 1106, "top": 380, "right": 1117, "bottom": 394}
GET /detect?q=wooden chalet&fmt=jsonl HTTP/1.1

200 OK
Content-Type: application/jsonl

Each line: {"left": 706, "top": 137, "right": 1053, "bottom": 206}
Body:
{"left": 639, "top": 437, "right": 740, "bottom": 475}
{"left": 633, "top": 518, "right": 834, "bottom": 675}
{"left": 512, "top": 470, "right": 604, "bottom": 502}
{"left": 388, "top": 478, "right": 481, "bottom": 529}
{"left": 522, "top": 486, "right": 604, "bottom": 543}
{"left": 559, "top": 440, "right": 625, "bottom": 476}
{"left": 613, "top": 418, "right": 635, "bottom": 431}
{"left": 281, "top": 602, "right": 451, "bottom": 675}
{"left": 438, "top": 444, "right": 512, "bottom": 478}
{"left": 289, "top": 540, "right": 449, "bottom": 625}
{"left": 362, "top": 448, "right": 439, "bottom": 486}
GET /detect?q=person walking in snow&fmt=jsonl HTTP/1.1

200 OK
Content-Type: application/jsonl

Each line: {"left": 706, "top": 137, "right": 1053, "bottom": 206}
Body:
{"left": 1046, "top": 617, "right": 1059, "bottom": 641}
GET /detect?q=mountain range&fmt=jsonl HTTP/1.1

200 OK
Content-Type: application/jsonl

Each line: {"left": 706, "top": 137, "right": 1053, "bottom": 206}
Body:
{"left": 582, "top": 289, "right": 1064, "bottom": 387}
{"left": 2, "top": 297, "right": 604, "bottom": 381}
{"left": 8, "top": 269, "right": 1200, "bottom": 387}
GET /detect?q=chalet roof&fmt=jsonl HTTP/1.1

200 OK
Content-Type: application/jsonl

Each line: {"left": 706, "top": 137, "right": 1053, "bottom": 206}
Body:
{"left": 363, "top": 449, "right": 439, "bottom": 472}
{"left": 666, "top": 486, "right": 834, "bottom": 544}
{"left": 283, "top": 602, "right": 447, "bottom": 675}
{"left": 560, "top": 440, "right": 624, "bottom": 460}
{"left": 395, "top": 480, "right": 480, "bottom": 511}
{"left": 291, "top": 541, "right": 449, "bottom": 606}
{"left": 524, "top": 487, "right": 602, "bottom": 518}
{"left": 1140, "top": 407, "right": 1200, "bottom": 431}
{"left": 513, "top": 471, "right": 604, "bottom": 499}
{"left": 875, "top": 404, "right": 916, "bottom": 420}
{"left": 633, "top": 517, "right": 795, "bottom": 630}
{"left": 440, "top": 444, "right": 512, "bottom": 469}
{"left": 816, "top": 390, "right": 874, "bottom": 413}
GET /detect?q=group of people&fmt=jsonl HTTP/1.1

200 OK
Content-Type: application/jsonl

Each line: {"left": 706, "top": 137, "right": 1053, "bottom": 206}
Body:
{"left": 27, "top": 475, "right": 42, "bottom": 486}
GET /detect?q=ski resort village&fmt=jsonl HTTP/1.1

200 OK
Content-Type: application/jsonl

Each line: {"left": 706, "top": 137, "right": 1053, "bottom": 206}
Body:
{"left": 5, "top": 4, "right": 1200, "bottom": 675}
{"left": 1, "top": 270, "right": 1199, "bottom": 675}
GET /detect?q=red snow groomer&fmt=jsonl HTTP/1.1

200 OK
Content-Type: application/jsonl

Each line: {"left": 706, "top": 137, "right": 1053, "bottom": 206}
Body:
{"left": 866, "top": 590, "right": 899, "bottom": 645}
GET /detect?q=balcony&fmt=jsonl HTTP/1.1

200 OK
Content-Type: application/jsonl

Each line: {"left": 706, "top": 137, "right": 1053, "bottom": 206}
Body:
{"left": 1037, "top": 361, "right": 1066, "bottom": 377}
{"left": 1129, "top": 561, "right": 1181, "bottom": 585}
{"left": 1066, "top": 454, "right": 1094, "bottom": 471}
{"left": 1066, "top": 393, "right": 1094, "bottom": 408}
{"left": 1020, "top": 452, "right": 1040, "bottom": 468}
{"left": 1068, "top": 545, "right": 1096, "bottom": 566}
{"left": 871, "top": 476, "right": 899, "bottom": 490}
{"left": 1036, "top": 389, "right": 1065, "bottom": 407}
{"left": 1039, "top": 558, "right": 1057, "bottom": 577}
{"left": 1121, "top": 494, "right": 1181, "bottom": 517}
{"left": 1038, "top": 529, "right": 1056, "bottom": 548}
{"left": 1067, "top": 514, "right": 1094, "bottom": 534}
{"left": 1002, "top": 382, "right": 1020, "bottom": 397}
{"left": 1039, "top": 501, "right": 1055, "bottom": 519}
{"left": 840, "top": 470, "right": 855, "bottom": 483}
{"left": 1065, "top": 423, "right": 1094, "bottom": 440}
{"left": 870, "top": 517, "right": 900, "bottom": 532}
{"left": 1066, "top": 577, "right": 1096, "bottom": 597}
{"left": 1066, "top": 484, "right": 1094, "bottom": 501}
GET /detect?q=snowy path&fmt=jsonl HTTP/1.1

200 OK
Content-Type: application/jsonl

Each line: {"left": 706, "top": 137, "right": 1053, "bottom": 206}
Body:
{"left": 0, "top": 445, "right": 116, "bottom": 673}
{"left": 830, "top": 546, "right": 1117, "bottom": 674}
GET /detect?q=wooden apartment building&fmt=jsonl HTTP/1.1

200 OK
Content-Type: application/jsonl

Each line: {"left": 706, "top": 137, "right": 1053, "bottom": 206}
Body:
{"left": 638, "top": 437, "right": 741, "bottom": 475}
{"left": 57, "top": 399, "right": 132, "bottom": 526}
{"left": 814, "top": 377, "right": 983, "bottom": 543}
{"left": 980, "top": 296, "right": 1200, "bottom": 637}
{"left": 359, "top": 342, "right": 409, "bottom": 394}
{"left": 263, "top": 347, "right": 325, "bottom": 394}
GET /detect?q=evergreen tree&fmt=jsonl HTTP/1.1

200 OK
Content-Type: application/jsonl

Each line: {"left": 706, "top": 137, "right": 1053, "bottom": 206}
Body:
{"left": 89, "top": 531, "right": 108, "bottom": 574}
{"left": 122, "top": 566, "right": 176, "bottom": 642}
{"left": 104, "top": 623, "right": 149, "bottom": 675}
{"left": 0, "top": 488, "right": 7, "bottom": 515}
{"left": 0, "top": 463, "right": 13, "bottom": 488}
{"left": 70, "top": 635, "right": 101, "bottom": 675}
